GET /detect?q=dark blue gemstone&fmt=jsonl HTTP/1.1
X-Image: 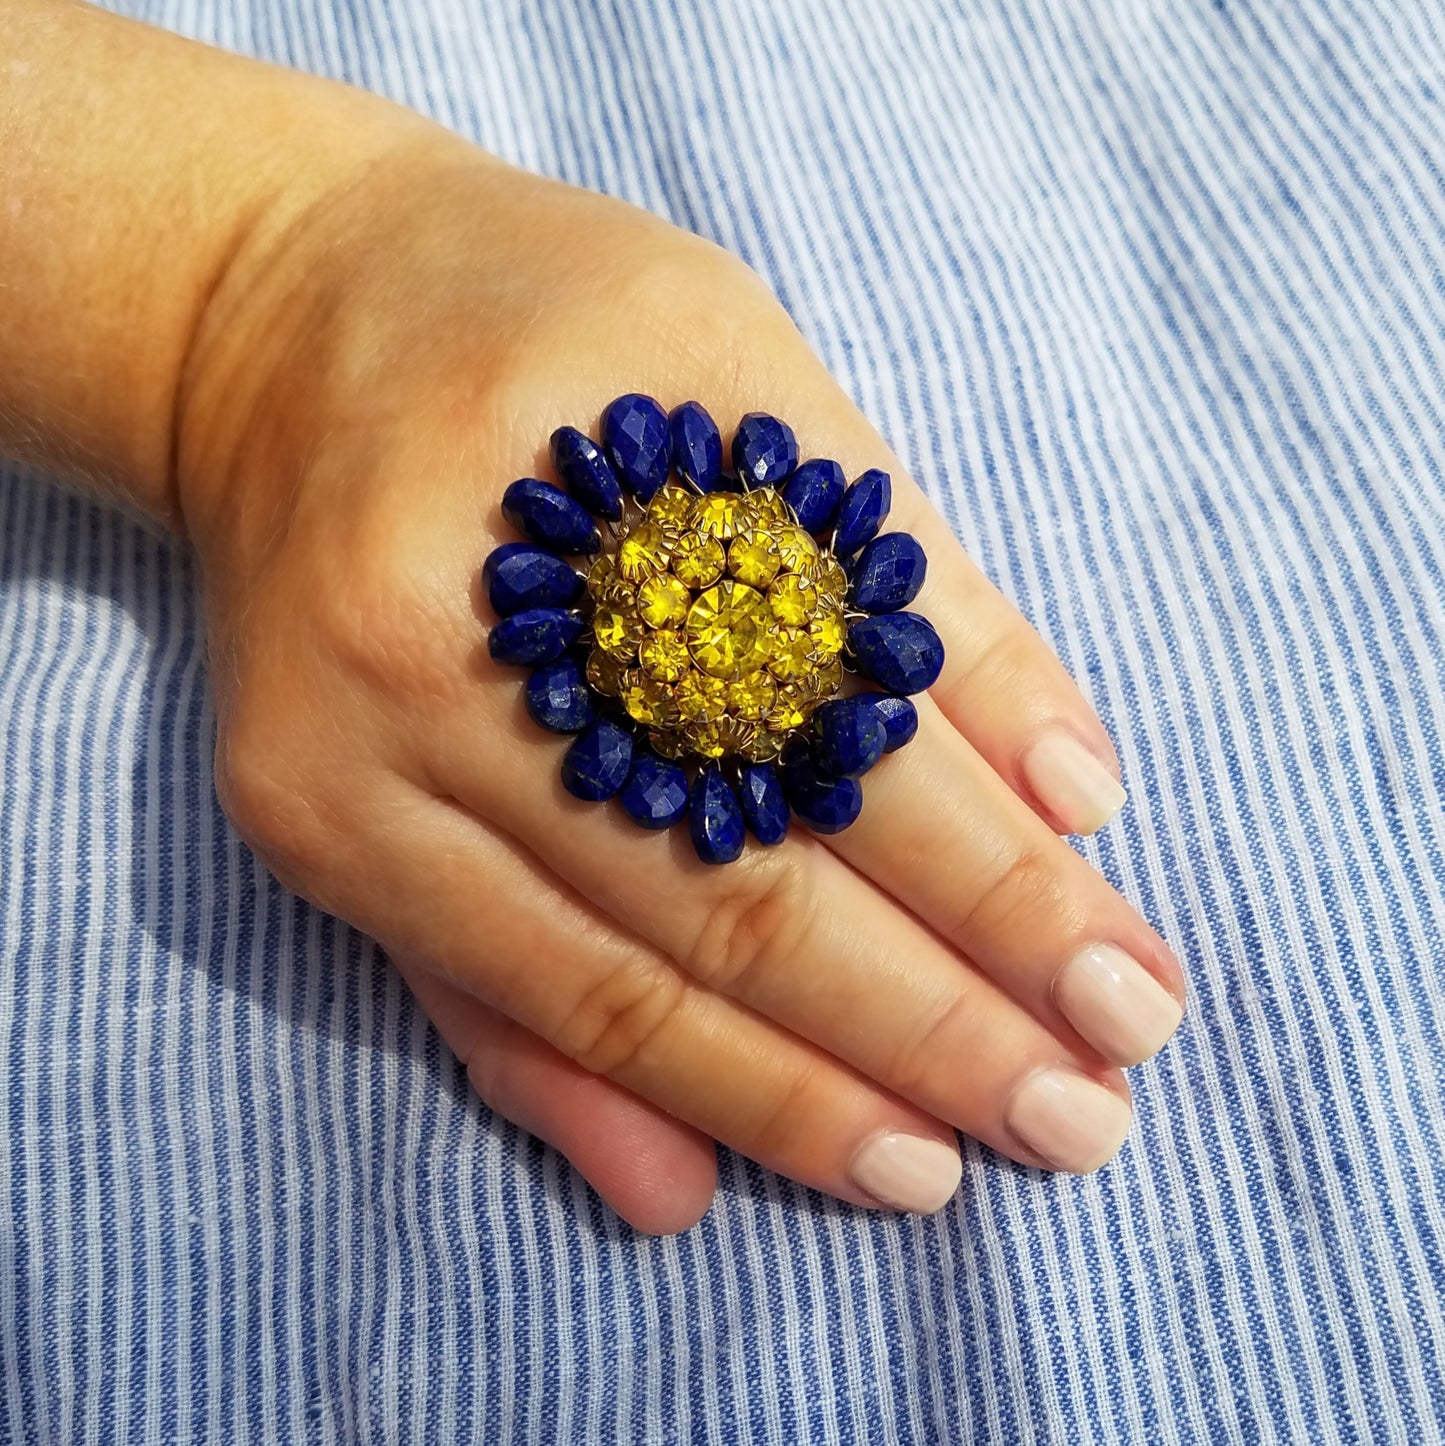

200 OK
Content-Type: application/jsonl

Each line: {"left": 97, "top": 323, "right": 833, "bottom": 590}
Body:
{"left": 483, "top": 542, "right": 584, "bottom": 616}
{"left": 781, "top": 750, "right": 864, "bottom": 834}
{"left": 813, "top": 697, "right": 888, "bottom": 778}
{"left": 850, "top": 531, "right": 927, "bottom": 612}
{"left": 488, "top": 607, "right": 586, "bottom": 666}
{"left": 501, "top": 478, "right": 601, "bottom": 555}
{"left": 561, "top": 717, "right": 634, "bottom": 801}
{"left": 736, "top": 762, "right": 790, "bottom": 845}
{"left": 669, "top": 400, "right": 724, "bottom": 492}
{"left": 619, "top": 749, "right": 690, "bottom": 829}
{"left": 732, "top": 412, "right": 799, "bottom": 488}
{"left": 781, "top": 458, "right": 846, "bottom": 535}
{"left": 525, "top": 657, "right": 596, "bottom": 732}
{"left": 833, "top": 468, "right": 892, "bottom": 558}
{"left": 603, "top": 394, "right": 671, "bottom": 500}
{"left": 863, "top": 694, "right": 919, "bottom": 752}
{"left": 550, "top": 425, "right": 624, "bottom": 522}
{"left": 689, "top": 766, "right": 746, "bottom": 864}
{"left": 848, "top": 612, "right": 945, "bottom": 695}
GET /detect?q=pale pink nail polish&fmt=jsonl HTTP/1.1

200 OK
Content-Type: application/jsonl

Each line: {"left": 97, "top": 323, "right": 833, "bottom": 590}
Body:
{"left": 1055, "top": 943, "right": 1184, "bottom": 1066}
{"left": 850, "top": 1132, "right": 963, "bottom": 1213}
{"left": 1006, "top": 1068, "right": 1133, "bottom": 1172}
{"left": 1021, "top": 732, "right": 1127, "bottom": 835}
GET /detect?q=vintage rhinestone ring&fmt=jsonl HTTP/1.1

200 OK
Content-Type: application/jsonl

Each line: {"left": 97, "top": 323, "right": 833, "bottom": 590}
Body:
{"left": 482, "top": 394, "right": 944, "bottom": 864}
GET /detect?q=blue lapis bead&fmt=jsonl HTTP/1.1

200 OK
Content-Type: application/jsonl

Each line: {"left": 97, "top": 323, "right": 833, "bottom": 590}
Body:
{"left": 781, "top": 749, "right": 864, "bottom": 834}
{"left": 850, "top": 531, "right": 927, "bottom": 612}
{"left": 689, "top": 766, "right": 746, "bottom": 864}
{"left": 736, "top": 762, "right": 790, "bottom": 845}
{"left": 603, "top": 393, "right": 671, "bottom": 500}
{"left": 619, "top": 749, "right": 690, "bottom": 829}
{"left": 501, "top": 478, "right": 601, "bottom": 556}
{"left": 813, "top": 697, "right": 888, "bottom": 778}
{"left": 525, "top": 657, "right": 596, "bottom": 733}
{"left": 550, "top": 425, "right": 625, "bottom": 522}
{"left": 669, "top": 400, "right": 724, "bottom": 492}
{"left": 483, "top": 542, "right": 584, "bottom": 616}
{"left": 848, "top": 612, "right": 945, "bottom": 695}
{"left": 863, "top": 694, "right": 919, "bottom": 753}
{"left": 732, "top": 412, "right": 799, "bottom": 488}
{"left": 833, "top": 468, "right": 892, "bottom": 558}
{"left": 561, "top": 717, "right": 635, "bottom": 801}
{"left": 488, "top": 607, "right": 586, "bottom": 666}
{"left": 781, "top": 458, "right": 846, "bottom": 535}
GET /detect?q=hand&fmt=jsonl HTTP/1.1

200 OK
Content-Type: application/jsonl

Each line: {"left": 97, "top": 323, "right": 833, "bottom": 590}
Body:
{"left": 176, "top": 135, "right": 1185, "bottom": 1233}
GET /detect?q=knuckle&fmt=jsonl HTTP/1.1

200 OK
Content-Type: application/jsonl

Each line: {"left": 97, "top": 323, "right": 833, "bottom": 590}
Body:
{"left": 948, "top": 842, "right": 1062, "bottom": 942}
{"left": 684, "top": 854, "right": 815, "bottom": 995}
{"left": 551, "top": 958, "right": 689, "bottom": 1080}
{"left": 214, "top": 720, "right": 329, "bottom": 887}
{"left": 740, "top": 1060, "right": 826, "bottom": 1161}
{"left": 884, "top": 990, "right": 977, "bottom": 1101}
{"left": 938, "top": 629, "right": 1035, "bottom": 716}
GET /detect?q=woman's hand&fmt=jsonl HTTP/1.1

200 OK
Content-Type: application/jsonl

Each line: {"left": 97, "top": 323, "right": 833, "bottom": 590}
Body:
{"left": 175, "top": 138, "right": 1185, "bottom": 1233}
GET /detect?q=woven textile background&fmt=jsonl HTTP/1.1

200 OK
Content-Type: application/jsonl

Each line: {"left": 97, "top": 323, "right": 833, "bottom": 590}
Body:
{"left": 4, "top": 0, "right": 1444, "bottom": 1441}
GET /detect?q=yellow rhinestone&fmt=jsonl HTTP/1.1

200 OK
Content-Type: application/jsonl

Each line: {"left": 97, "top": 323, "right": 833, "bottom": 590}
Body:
{"left": 728, "top": 670, "right": 777, "bottom": 721}
{"left": 808, "top": 609, "right": 846, "bottom": 656}
{"left": 728, "top": 529, "right": 782, "bottom": 588}
{"left": 676, "top": 670, "right": 728, "bottom": 722}
{"left": 767, "top": 627, "right": 816, "bottom": 682}
{"left": 769, "top": 574, "right": 818, "bottom": 626}
{"left": 586, "top": 649, "right": 624, "bottom": 696}
{"left": 686, "top": 715, "right": 754, "bottom": 761}
{"left": 742, "top": 487, "right": 793, "bottom": 526}
{"left": 638, "top": 628, "right": 690, "bottom": 682}
{"left": 775, "top": 526, "right": 821, "bottom": 576}
{"left": 617, "top": 522, "right": 672, "bottom": 582}
{"left": 620, "top": 669, "right": 677, "bottom": 727}
{"left": 738, "top": 730, "right": 785, "bottom": 763}
{"left": 815, "top": 556, "right": 849, "bottom": 601}
{"left": 637, "top": 574, "right": 690, "bottom": 627}
{"left": 766, "top": 686, "right": 811, "bottom": 731}
{"left": 649, "top": 728, "right": 690, "bottom": 760}
{"left": 593, "top": 602, "right": 643, "bottom": 659}
{"left": 646, "top": 483, "right": 695, "bottom": 530}
{"left": 814, "top": 657, "right": 844, "bottom": 696}
{"left": 670, "top": 531, "right": 726, "bottom": 588}
{"left": 695, "top": 493, "right": 746, "bottom": 541}
{"left": 685, "top": 580, "right": 772, "bottom": 679}
{"left": 585, "top": 553, "right": 618, "bottom": 596}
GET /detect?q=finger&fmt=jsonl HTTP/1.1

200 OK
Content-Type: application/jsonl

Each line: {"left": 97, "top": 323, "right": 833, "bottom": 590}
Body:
{"left": 337, "top": 786, "right": 969, "bottom": 1216}
{"left": 439, "top": 724, "right": 1138, "bottom": 1174}
{"left": 394, "top": 956, "right": 719, "bottom": 1236}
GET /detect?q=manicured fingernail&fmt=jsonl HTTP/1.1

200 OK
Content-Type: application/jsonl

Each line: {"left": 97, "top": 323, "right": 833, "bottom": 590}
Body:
{"left": 850, "top": 1132, "right": 963, "bottom": 1214}
{"left": 1006, "top": 1068, "right": 1132, "bottom": 1172}
{"left": 1021, "top": 732, "right": 1127, "bottom": 835}
{"left": 1055, "top": 943, "right": 1184, "bottom": 1066}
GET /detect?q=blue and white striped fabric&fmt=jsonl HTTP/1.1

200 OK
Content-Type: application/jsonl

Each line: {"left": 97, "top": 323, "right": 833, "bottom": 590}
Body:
{"left": 4, "top": 0, "right": 1444, "bottom": 1440}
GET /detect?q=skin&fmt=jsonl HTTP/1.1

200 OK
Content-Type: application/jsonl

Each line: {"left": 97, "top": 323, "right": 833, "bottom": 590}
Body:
{"left": 2, "top": 1, "right": 1185, "bottom": 1235}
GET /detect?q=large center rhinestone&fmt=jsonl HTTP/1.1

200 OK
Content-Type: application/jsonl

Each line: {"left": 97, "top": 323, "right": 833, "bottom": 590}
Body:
{"left": 685, "top": 579, "right": 772, "bottom": 679}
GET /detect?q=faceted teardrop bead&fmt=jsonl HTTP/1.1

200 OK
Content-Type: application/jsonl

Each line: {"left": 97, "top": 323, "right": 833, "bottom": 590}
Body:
{"left": 483, "top": 542, "right": 584, "bottom": 616}
{"left": 848, "top": 612, "right": 945, "bottom": 695}
{"left": 813, "top": 697, "right": 888, "bottom": 778}
{"left": 550, "top": 425, "right": 624, "bottom": 522}
{"left": 732, "top": 412, "right": 799, "bottom": 488}
{"left": 560, "top": 717, "right": 635, "bottom": 801}
{"left": 619, "top": 749, "right": 690, "bottom": 829}
{"left": 525, "top": 656, "right": 597, "bottom": 732}
{"left": 780, "top": 748, "right": 864, "bottom": 834}
{"left": 501, "top": 478, "right": 601, "bottom": 555}
{"left": 863, "top": 694, "right": 919, "bottom": 753}
{"left": 781, "top": 458, "right": 846, "bottom": 536}
{"left": 689, "top": 766, "right": 746, "bottom": 864}
{"left": 669, "top": 400, "right": 724, "bottom": 492}
{"left": 849, "top": 531, "right": 927, "bottom": 613}
{"left": 603, "top": 393, "right": 671, "bottom": 500}
{"left": 488, "top": 607, "right": 586, "bottom": 666}
{"left": 833, "top": 468, "right": 892, "bottom": 559}
{"left": 736, "top": 762, "right": 790, "bottom": 845}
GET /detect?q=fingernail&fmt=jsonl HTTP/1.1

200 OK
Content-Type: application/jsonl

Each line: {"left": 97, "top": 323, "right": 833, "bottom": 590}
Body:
{"left": 1021, "top": 732, "right": 1127, "bottom": 835}
{"left": 1055, "top": 943, "right": 1184, "bottom": 1066}
{"left": 850, "top": 1131, "right": 963, "bottom": 1214}
{"left": 1006, "top": 1068, "right": 1133, "bottom": 1172}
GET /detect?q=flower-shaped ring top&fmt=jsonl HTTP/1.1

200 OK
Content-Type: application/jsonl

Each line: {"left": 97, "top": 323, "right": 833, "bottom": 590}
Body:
{"left": 482, "top": 394, "right": 945, "bottom": 865}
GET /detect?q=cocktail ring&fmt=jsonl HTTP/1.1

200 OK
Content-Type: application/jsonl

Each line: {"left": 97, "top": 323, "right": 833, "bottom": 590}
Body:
{"left": 482, "top": 395, "right": 944, "bottom": 864}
